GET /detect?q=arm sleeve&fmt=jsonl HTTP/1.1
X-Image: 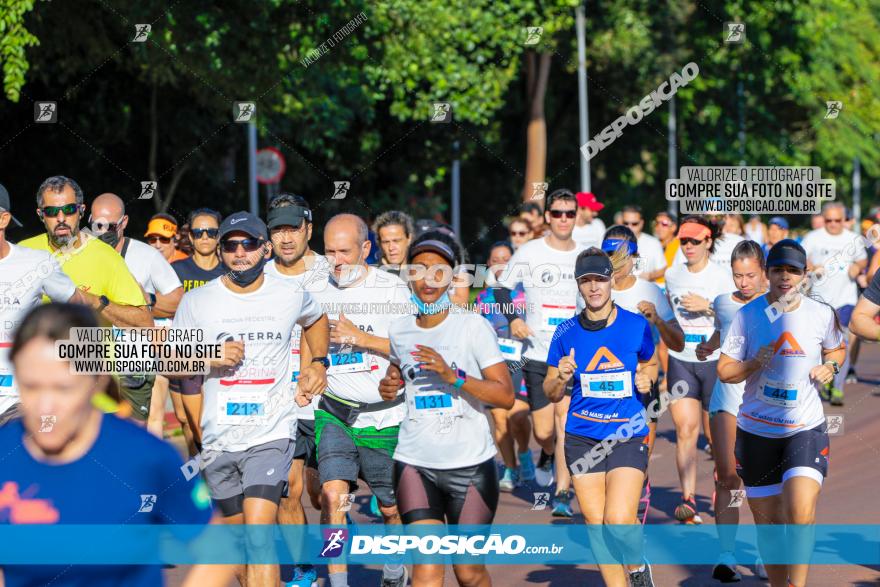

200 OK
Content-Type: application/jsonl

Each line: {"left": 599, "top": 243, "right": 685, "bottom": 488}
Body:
{"left": 41, "top": 256, "right": 77, "bottom": 302}
{"left": 720, "top": 310, "right": 747, "bottom": 360}
{"left": 472, "top": 317, "right": 505, "bottom": 369}
{"left": 150, "top": 250, "right": 184, "bottom": 295}
{"left": 638, "top": 318, "right": 655, "bottom": 361}
{"left": 296, "top": 292, "right": 323, "bottom": 327}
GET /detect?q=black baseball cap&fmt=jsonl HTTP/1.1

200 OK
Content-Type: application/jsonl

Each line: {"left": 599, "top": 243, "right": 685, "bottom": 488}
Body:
{"left": 218, "top": 211, "right": 268, "bottom": 241}
{"left": 0, "top": 183, "right": 22, "bottom": 227}
{"left": 575, "top": 251, "right": 613, "bottom": 280}
{"left": 267, "top": 205, "right": 312, "bottom": 230}
{"left": 408, "top": 238, "right": 456, "bottom": 266}
{"left": 766, "top": 239, "right": 806, "bottom": 270}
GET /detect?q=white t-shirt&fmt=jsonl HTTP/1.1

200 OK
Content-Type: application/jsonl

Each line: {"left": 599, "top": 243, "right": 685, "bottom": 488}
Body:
{"left": 801, "top": 228, "right": 867, "bottom": 309}
{"left": 171, "top": 274, "right": 323, "bottom": 452}
{"left": 498, "top": 238, "right": 584, "bottom": 363}
{"left": 577, "top": 276, "right": 673, "bottom": 322}
{"left": 1, "top": 244, "right": 77, "bottom": 414}
{"left": 265, "top": 254, "right": 332, "bottom": 420}
{"left": 309, "top": 266, "right": 413, "bottom": 429}
{"left": 634, "top": 233, "right": 667, "bottom": 280}
{"left": 122, "top": 238, "right": 182, "bottom": 295}
{"left": 572, "top": 218, "right": 606, "bottom": 250}
{"left": 722, "top": 295, "right": 843, "bottom": 438}
{"left": 665, "top": 261, "right": 735, "bottom": 362}
{"left": 673, "top": 233, "right": 745, "bottom": 274}
{"left": 389, "top": 312, "right": 504, "bottom": 469}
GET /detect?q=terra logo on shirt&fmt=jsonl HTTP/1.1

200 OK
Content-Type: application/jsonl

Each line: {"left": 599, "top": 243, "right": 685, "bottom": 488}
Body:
{"left": 773, "top": 332, "right": 805, "bottom": 357}
{"left": 586, "top": 347, "right": 624, "bottom": 371}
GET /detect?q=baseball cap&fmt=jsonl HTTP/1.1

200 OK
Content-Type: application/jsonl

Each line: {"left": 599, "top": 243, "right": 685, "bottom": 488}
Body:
{"left": 768, "top": 216, "right": 789, "bottom": 230}
{"left": 0, "top": 183, "right": 22, "bottom": 227}
{"left": 408, "top": 238, "right": 456, "bottom": 266}
{"left": 267, "top": 205, "right": 312, "bottom": 229}
{"left": 575, "top": 192, "right": 604, "bottom": 212}
{"left": 766, "top": 239, "right": 806, "bottom": 270}
{"left": 575, "top": 251, "right": 613, "bottom": 280}
{"left": 218, "top": 211, "right": 268, "bottom": 241}
{"left": 144, "top": 218, "right": 177, "bottom": 238}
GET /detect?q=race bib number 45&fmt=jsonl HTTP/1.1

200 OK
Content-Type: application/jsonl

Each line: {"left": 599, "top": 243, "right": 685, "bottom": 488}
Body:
{"left": 580, "top": 371, "right": 632, "bottom": 399}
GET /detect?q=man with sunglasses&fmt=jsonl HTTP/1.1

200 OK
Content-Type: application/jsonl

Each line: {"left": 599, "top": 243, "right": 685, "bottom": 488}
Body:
{"left": 145, "top": 212, "right": 188, "bottom": 263}
{"left": 801, "top": 201, "right": 867, "bottom": 405}
{"left": 621, "top": 205, "right": 667, "bottom": 283}
{"left": 173, "top": 210, "right": 329, "bottom": 587}
{"left": 495, "top": 188, "right": 585, "bottom": 518}
{"left": 571, "top": 191, "right": 606, "bottom": 250}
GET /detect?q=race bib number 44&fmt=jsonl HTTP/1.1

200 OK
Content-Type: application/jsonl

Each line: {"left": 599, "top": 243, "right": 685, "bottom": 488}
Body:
{"left": 580, "top": 371, "right": 632, "bottom": 399}
{"left": 759, "top": 379, "right": 799, "bottom": 408}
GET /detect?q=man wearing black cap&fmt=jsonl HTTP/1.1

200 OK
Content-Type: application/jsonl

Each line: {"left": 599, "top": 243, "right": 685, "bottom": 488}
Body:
{"left": 172, "top": 211, "right": 330, "bottom": 587}
{"left": 0, "top": 183, "right": 80, "bottom": 425}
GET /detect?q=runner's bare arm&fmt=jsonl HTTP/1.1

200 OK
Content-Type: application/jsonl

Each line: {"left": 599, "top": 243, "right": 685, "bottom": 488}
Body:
{"left": 297, "top": 314, "right": 330, "bottom": 403}
{"left": 413, "top": 345, "right": 514, "bottom": 409}
{"left": 77, "top": 290, "right": 153, "bottom": 327}
{"left": 150, "top": 286, "right": 183, "bottom": 318}
{"left": 695, "top": 330, "right": 721, "bottom": 361}
{"left": 850, "top": 296, "right": 880, "bottom": 340}
{"left": 717, "top": 344, "right": 773, "bottom": 384}
{"left": 544, "top": 348, "right": 576, "bottom": 403}
{"left": 635, "top": 351, "right": 659, "bottom": 393}
{"left": 329, "top": 312, "right": 391, "bottom": 356}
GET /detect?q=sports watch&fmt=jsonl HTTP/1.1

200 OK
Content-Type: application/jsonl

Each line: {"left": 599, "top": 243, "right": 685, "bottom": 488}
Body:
{"left": 97, "top": 295, "right": 110, "bottom": 312}
{"left": 824, "top": 360, "right": 840, "bottom": 375}
{"left": 312, "top": 356, "right": 330, "bottom": 369}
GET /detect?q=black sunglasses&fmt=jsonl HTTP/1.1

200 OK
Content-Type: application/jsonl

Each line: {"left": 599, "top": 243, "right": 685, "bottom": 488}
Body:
{"left": 220, "top": 238, "right": 264, "bottom": 253}
{"left": 680, "top": 237, "right": 705, "bottom": 246}
{"left": 41, "top": 203, "right": 79, "bottom": 217}
{"left": 191, "top": 228, "right": 219, "bottom": 239}
{"left": 147, "top": 235, "right": 172, "bottom": 244}
{"left": 548, "top": 209, "right": 577, "bottom": 219}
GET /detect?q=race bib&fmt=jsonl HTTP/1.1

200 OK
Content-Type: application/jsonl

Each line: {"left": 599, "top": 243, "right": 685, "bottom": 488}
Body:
{"left": 0, "top": 371, "right": 15, "bottom": 398}
{"left": 759, "top": 378, "right": 799, "bottom": 408}
{"left": 216, "top": 390, "right": 269, "bottom": 426}
{"left": 541, "top": 304, "right": 576, "bottom": 332}
{"left": 327, "top": 350, "right": 371, "bottom": 374}
{"left": 407, "top": 388, "right": 463, "bottom": 420}
{"left": 498, "top": 337, "right": 523, "bottom": 362}
{"left": 683, "top": 326, "right": 714, "bottom": 349}
{"left": 580, "top": 371, "right": 632, "bottom": 399}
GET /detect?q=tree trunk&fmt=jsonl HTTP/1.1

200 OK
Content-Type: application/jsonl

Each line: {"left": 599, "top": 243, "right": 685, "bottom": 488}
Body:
{"left": 522, "top": 51, "right": 552, "bottom": 204}
{"left": 148, "top": 81, "right": 160, "bottom": 212}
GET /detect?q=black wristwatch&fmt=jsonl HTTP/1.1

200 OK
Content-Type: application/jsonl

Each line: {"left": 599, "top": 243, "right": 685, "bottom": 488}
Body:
{"left": 97, "top": 295, "right": 110, "bottom": 312}
{"left": 824, "top": 360, "right": 840, "bottom": 374}
{"left": 312, "top": 356, "right": 330, "bottom": 369}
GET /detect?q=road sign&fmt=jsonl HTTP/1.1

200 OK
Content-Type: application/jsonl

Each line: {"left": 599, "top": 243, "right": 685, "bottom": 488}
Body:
{"left": 256, "top": 147, "right": 286, "bottom": 184}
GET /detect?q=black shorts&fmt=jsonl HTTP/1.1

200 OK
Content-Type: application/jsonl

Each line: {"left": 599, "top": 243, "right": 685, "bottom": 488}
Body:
{"left": 640, "top": 380, "right": 661, "bottom": 424}
{"left": 393, "top": 458, "right": 498, "bottom": 525}
{"left": 170, "top": 375, "right": 204, "bottom": 396}
{"left": 293, "top": 418, "right": 318, "bottom": 469}
{"left": 734, "top": 423, "right": 829, "bottom": 498}
{"left": 667, "top": 357, "right": 717, "bottom": 410}
{"left": 565, "top": 432, "right": 650, "bottom": 475}
{"left": 522, "top": 361, "right": 571, "bottom": 411}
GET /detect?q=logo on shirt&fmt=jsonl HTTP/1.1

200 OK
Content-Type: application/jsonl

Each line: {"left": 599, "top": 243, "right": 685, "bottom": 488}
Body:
{"left": 773, "top": 332, "right": 805, "bottom": 357}
{"left": 0, "top": 482, "right": 61, "bottom": 524}
{"left": 586, "top": 346, "right": 624, "bottom": 371}
{"left": 320, "top": 528, "right": 348, "bottom": 558}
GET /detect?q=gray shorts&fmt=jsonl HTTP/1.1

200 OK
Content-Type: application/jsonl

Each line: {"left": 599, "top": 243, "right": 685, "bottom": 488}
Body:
{"left": 204, "top": 438, "right": 295, "bottom": 516}
{"left": 667, "top": 356, "right": 718, "bottom": 411}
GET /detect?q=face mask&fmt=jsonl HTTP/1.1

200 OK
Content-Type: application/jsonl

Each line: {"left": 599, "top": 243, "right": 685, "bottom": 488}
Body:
{"left": 98, "top": 229, "right": 120, "bottom": 248}
{"left": 578, "top": 303, "right": 615, "bottom": 331}
{"left": 411, "top": 291, "right": 451, "bottom": 315}
{"left": 227, "top": 255, "right": 267, "bottom": 287}
{"left": 331, "top": 249, "right": 366, "bottom": 287}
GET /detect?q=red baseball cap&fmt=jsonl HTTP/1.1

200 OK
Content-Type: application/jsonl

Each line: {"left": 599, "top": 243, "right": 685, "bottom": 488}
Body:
{"left": 575, "top": 192, "right": 604, "bottom": 212}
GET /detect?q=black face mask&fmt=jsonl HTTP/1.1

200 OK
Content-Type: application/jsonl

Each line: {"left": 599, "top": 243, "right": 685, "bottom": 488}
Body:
{"left": 578, "top": 303, "right": 616, "bottom": 331}
{"left": 227, "top": 255, "right": 267, "bottom": 287}
{"left": 98, "top": 229, "right": 120, "bottom": 248}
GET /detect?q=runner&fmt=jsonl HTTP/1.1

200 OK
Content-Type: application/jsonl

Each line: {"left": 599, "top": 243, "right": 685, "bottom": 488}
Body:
{"left": 695, "top": 240, "right": 768, "bottom": 582}
{"left": 172, "top": 211, "right": 330, "bottom": 587}
{"left": 664, "top": 215, "right": 735, "bottom": 524}
{"left": 474, "top": 240, "right": 533, "bottom": 491}
{"left": 763, "top": 217, "right": 790, "bottom": 256}
{"left": 652, "top": 211, "right": 679, "bottom": 289}
{"left": 850, "top": 251, "right": 880, "bottom": 339}
{"left": 800, "top": 202, "right": 866, "bottom": 405}
{"left": 745, "top": 214, "right": 767, "bottom": 246}
{"left": 89, "top": 192, "right": 184, "bottom": 437}
{"left": 0, "top": 187, "right": 79, "bottom": 426}
{"left": 372, "top": 210, "right": 414, "bottom": 277}
{"left": 295, "top": 213, "right": 412, "bottom": 587}
{"left": 19, "top": 176, "right": 154, "bottom": 421}
{"left": 571, "top": 192, "right": 606, "bottom": 250}
{"left": 263, "top": 194, "right": 330, "bottom": 587}
{"left": 718, "top": 239, "right": 844, "bottom": 587}
{"left": 170, "top": 207, "right": 228, "bottom": 456}
{"left": 380, "top": 228, "right": 514, "bottom": 587}
{"left": 673, "top": 215, "right": 744, "bottom": 275}
{"left": 146, "top": 212, "right": 188, "bottom": 263}
{"left": 620, "top": 206, "right": 667, "bottom": 282}
{"left": 0, "top": 302, "right": 233, "bottom": 587}
{"left": 520, "top": 202, "right": 547, "bottom": 240}
{"left": 495, "top": 188, "right": 583, "bottom": 518}
{"left": 544, "top": 247, "right": 658, "bottom": 587}
{"left": 508, "top": 218, "right": 533, "bottom": 251}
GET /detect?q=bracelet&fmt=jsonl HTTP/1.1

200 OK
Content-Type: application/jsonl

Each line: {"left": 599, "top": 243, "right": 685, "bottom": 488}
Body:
{"left": 453, "top": 368, "right": 467, "bottom": 388}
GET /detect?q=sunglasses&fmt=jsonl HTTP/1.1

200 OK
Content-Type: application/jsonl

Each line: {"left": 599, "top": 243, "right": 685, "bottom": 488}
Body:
{"left": 41, "top": 203, "right": 79, "bottom": 217}
{"left": 824, "top": 218, "right": 843, "bottom": 224}
{"left": 509, "top": 230, "right": 529, "bottom": 237}
{"left": 679, "top": 237, "right": 705, "bottom": 246}
{"left": 220, "top": 238, "right": 264, "bottom": 253}
{"left": 88, "top": 217, "right": 120, "bottom": 233}
{"left": 147, "top": 235, "right": 172, "bottom": 244}
{"left": 548, "top": 210, "right": 577, "bottom": 219}
{"left": 191, "top": 227, "right": 219, "bottom": 239}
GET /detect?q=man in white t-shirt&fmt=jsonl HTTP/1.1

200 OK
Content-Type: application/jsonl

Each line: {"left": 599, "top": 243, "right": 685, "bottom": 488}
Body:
{"left": 496, "top": 188, "right": 584, "bottom": 518}
{"left": 0, "top": 187, "right": 79, "bottom": 424}
{"left": 800, "top": 202, "right": 867, "bottom": 404}
{"left": 621, "top": 205, "right": 667, "bottom": 282}
{"left": 295, "top": 213, "right": 412, "bottom": 587}
{"left": 172, "top": 211, "right": 329, "bottom": 587}
{"left": 571, "top": 191, "right": 606, "bottom": 250}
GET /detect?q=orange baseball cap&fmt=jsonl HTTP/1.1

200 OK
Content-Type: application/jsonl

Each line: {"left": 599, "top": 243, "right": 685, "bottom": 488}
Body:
{"left": 145, "top": 218, "right": 177, "bottom": 238}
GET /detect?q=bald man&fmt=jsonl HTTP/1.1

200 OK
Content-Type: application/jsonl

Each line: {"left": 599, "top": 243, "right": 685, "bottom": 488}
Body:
{"left": 89, "top": 193, "right": 184, "bottom": 436}
{"left": 297, "top": 213, "right": 411, "bottom": 587}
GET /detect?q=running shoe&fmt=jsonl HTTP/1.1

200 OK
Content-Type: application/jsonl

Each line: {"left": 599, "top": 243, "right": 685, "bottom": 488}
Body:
{"left": 519, "top": 450, "right": 536, "bottom": 482}
{"left": 285, "top": 565, "right": 318, "bottom": 587}
{"left": 629, "top": 560, "right": 656, "bottom": 587}
{"left": 712, "top": 552, "right": 741, "bottom": 583}
{"left": 370, "top": 494, "right": 381, "bottom": 518}
{"left": 674, "top": 496, "right": 702, "bottom": 525}
{"left": 754, "top": 557, "right": 768, "bottom": 579}
{"left": 380, "top": 564, "right": 408, "bottom": 587}
{"left": 845, "top": 367, "right": 858, "bottom": 384}
{"left": 819, "top": 383, "right": 831, "bottom": 402}
{"left": 499, "top": 466, "right": 519, "bottom": 492}
{"left": 830, "top": 386, "right": 844, "bottom": 406}
{"left": 534, "top": 452, "right": 555, "bottom": 487}
{"left": 550, "top": 490, "right": 574, "bottom": 518}
{"left": 637, "top": 479, "right": 652, "bottom": 524}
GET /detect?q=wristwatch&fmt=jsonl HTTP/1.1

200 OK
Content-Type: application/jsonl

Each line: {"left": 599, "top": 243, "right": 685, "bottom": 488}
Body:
{"left": 824, "top": 360, "right": 840, "bottom": 374}
{"left": 97, "top": 295, "right": 110, "bottom": 312}
{"left": 312, "top": 356, "right": 330, "bottom": 369}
